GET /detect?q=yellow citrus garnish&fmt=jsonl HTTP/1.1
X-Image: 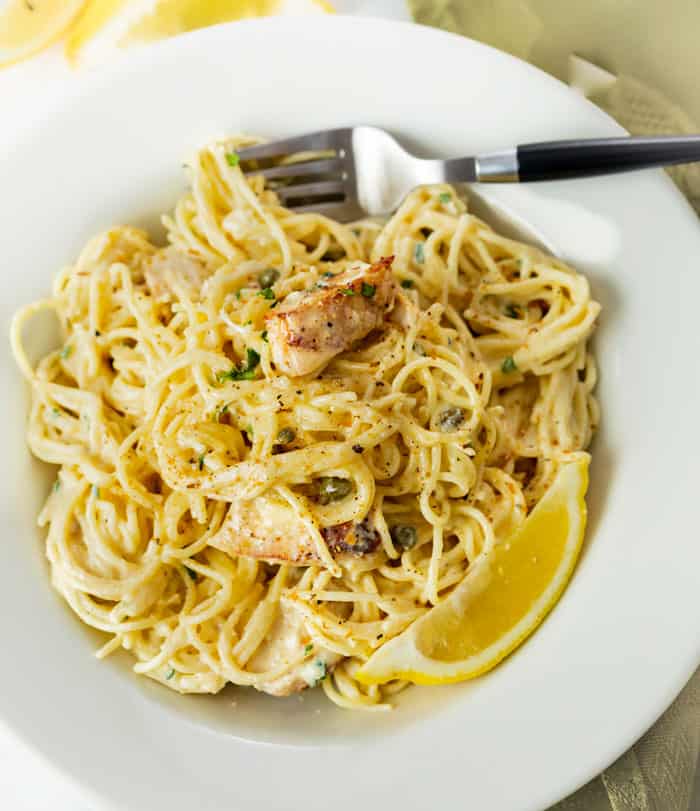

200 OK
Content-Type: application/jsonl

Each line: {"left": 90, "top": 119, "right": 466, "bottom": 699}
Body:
{"left": 356, "top": 456, "right": 589, "bottom": 685}
{"left": 65, "top": 0, "right": 333, "bottom": 64}
{"left": 0, "top": 0, "right": 86, "bottom": 68}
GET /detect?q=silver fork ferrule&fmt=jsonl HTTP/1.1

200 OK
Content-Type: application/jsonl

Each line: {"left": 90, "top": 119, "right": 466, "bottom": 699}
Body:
{"left": 474, "top": 149, "right": 520, "bottom": 183}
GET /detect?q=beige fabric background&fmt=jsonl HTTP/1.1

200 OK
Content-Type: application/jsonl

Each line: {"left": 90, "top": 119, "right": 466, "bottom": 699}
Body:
{"left": 409, "top": 2, "right": 700, "bottom": 809}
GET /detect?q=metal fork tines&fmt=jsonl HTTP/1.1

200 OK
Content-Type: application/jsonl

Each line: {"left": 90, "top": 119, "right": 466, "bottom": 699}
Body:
{"left": 238, "top": 126, "right": 700, "bottom": 222}
{"left": 238, "top": 128, "right": 365, "bottom": 220}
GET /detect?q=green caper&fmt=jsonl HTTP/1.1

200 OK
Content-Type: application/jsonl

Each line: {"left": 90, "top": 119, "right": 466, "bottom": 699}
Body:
{"left": 315, "top": 476, "right": 353, "bottom": 505}
{"left": 276, "top": 427, "right": 296, "bottom": 445}
{"left": 390, "top": 525, "right": 418, "bottom": 550}
{"left": 258, "top": 268, "right": 280, "bottom": 289}
{"left": 437, "top": 406, "right": 465, "bottom": 432}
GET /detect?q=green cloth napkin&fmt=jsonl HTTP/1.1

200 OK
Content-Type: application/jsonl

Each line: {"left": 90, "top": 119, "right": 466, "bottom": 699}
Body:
{"left": 409, "top": 2, "right": 700, "bottom": 808}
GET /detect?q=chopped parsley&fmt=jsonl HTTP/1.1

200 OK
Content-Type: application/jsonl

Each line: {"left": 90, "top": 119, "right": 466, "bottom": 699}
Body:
{"left": 165, "top": 667, "right": 175, "bottom": 680}
{"left": 184, "top": 566, "right": 197, "bottom": 581}
{"left": 245, "top": 424, "right": 254, "bottom": 438}
{"left": 217, "top": 348, "right": 261, "bottom": 382}
{"left": 360, "top": 282, "right": 376, "bottom": 298}
{"left": 197, "top": 453, "right": 206, "bottom": 471}
{"left": 304, "top": 643, "right": 314, "bottom": 656}
{"left": 400, "top": 279, "right": 414, "bottom": 289}
{"left": 261, "top": 330, "right": 268, "bottom": 342}
{"left": 225, "top": 152, "right": 240, "bottom": 168}
{"left": 501, "top": 355, "right": 518, "bottom": 374}
{"left": 322, "top": 271, "right": 336, "bottom": 279}
{"left": 257, "top": 286, "right": 276, "bottom": 300}
{"left": 214, "top": 402, "right": 229, "bottom": 422}
{"left": 52, "top": 480, "right": 60, "bottom": 493}
{"left": 439, "top": 192, "right": 452, "bottom": 204}
{"left": 234, "top": 289, "right": 242, "bottom": 300}
{"left": 340, "top": 288, "right": 355, "bottom": 296}
{"left": 310, "top": 659, "right": 327, "bottom": 687}
{"left": 59, "top": 345, "right": 72, "bottom": 360}
{"left": 505, "top": 304, "right": 520, "bottom": 319}
{"left": 50, "top": 407, "right": 61, "bottom": 417}
{"left": 414, "top": 242, "right": 426, "bottom": 264}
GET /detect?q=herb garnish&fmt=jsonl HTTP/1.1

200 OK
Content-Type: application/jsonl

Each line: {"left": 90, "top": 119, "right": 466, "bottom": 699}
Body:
{"left": 414, "top": 242, "right": 426, "bottom": 264}
{"left": 505, "top": 304, "right": 520, "bottom": 319}
{"left": 225, "top": 152, "right": 240, "bottom": 168}
{"left": 214, "top": 402, "right": 229, "bottom": 422}
{"left": 360, "top": 282, "right": 376, "bottom": 298}
{"left": 258, "top": 287, "right": 276, "bottom": 300}
{"left": 400, "top": 279, "right": 414, "bottom": 289}
{"left": 217, "top": 348, "right": 261, "bottom": 382}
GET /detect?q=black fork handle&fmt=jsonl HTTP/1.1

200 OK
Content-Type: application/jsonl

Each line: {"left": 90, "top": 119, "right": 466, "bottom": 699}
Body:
{"left": 516, "top": 135, "right": 700, "bottom": 182}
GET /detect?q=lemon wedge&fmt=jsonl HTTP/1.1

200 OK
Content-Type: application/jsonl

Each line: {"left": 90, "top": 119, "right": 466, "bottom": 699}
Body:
{"left": 0, "top": 0, "right": 86, "bottom": 68}
{"left": 65, "top": 0, "right": 333, "bottom": 65}
{"left": 356, "top": 456, "right": 589, "bottom": 686}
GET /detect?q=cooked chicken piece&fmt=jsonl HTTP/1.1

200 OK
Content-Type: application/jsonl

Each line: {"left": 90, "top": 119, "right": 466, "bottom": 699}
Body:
{"left": 209, "top": 492, "right": 381, "bottom": 566}
{"left": 143, "top": 246, "right": 210, "bottom": 301}
{"left": 209, "top": 492, "right": 319, "bottom": 565}
{"left": 248, "top": 599, "right": 341, "bottom": 697}
{"left": 266, "top": 257, "right": 397, "bottom": 377}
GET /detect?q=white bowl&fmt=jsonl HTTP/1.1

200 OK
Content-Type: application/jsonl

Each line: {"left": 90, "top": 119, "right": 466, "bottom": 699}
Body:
{"left": 1, "top": 16, "right": 698, "bottom": 811}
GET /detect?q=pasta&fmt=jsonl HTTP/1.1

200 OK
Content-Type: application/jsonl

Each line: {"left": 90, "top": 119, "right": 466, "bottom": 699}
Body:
{"left": 11, "top": 136, "right": 600, "bottom": 710}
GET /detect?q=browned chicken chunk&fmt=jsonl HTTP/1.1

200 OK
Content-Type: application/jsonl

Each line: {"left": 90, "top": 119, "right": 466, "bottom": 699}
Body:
{"left": 209, "top": 492, "right": 381, "bottom": 566}
{"left": 265, "top": 257, "right": 397, "bottom": 377}
{"left": 144, "top": 246, "right": 210, "bottom": 302}
{"left": 209, "top": 492, "right": 319, "bottom": 565}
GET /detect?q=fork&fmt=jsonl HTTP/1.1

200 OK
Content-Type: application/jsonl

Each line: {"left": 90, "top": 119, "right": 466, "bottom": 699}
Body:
{"left": 238, "top": 126, "right": 700, "bottom": 221}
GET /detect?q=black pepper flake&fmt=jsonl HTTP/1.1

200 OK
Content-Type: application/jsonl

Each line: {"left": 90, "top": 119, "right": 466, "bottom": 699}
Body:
{"left": 352, "top": 444, "right": 364, "bottom": 454}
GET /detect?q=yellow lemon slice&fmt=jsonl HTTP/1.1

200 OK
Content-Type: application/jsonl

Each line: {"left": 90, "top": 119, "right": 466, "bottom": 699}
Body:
{"left": 356, "top": 456, "right": 589, "bottom": 686}
{"left": 65, "top": 0, "right": 333, "bottom": 65}
{"left": 0, "top": 0, "right": 86, "bottom": 68}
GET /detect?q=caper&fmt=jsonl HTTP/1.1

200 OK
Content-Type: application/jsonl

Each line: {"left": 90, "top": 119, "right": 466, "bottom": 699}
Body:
{"left": 258, "top": 267, "right": 280, "bottom": 289}
{"left": 315, "top": 476, "right": 353, "bottom": 505}
{"left": 390, "top": 525, "right": 417, "bottom": 550}
{"left": 276, "top": 427, "right": 296, "bottom": 445}
{"left": 437, "top": 406, "right": 465, "bottom": 432}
